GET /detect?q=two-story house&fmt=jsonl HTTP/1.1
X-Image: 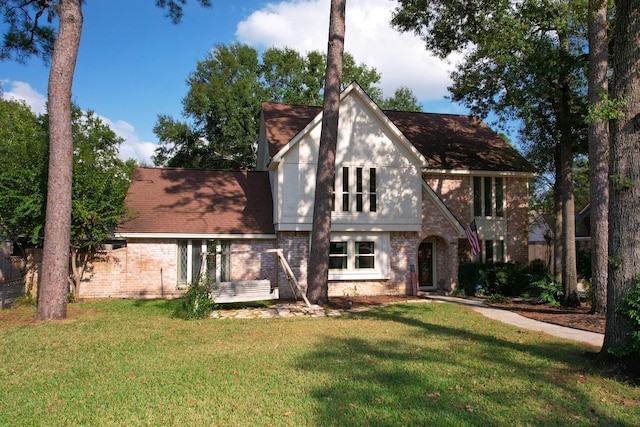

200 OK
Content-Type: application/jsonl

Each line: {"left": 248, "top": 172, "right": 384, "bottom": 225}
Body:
{"left": 72, "top": 82, "right": 534, "bottom": 300}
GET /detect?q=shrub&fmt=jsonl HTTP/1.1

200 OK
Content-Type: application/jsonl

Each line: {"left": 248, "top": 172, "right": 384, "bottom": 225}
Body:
{"left": 530, "top": 275, "right": 563, "bottom": 306}
{"left": 457, "top": 261, "right": 532, "bottom": 297}
{"left": 485, "top": 294, "right": 510, "bottom": 304}
{"left": 610, "top": 274, "right": 640, "bottom": 361}
{"left": 173, "top": 276, "right": 217, "bottom": 320}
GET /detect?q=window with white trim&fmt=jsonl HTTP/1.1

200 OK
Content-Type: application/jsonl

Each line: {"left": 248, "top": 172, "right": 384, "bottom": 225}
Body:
{"left": 473, "top": 176, "right": 504, "bottom": 218}
{"left": 327, "top": 234, "right": 389, "bottom": 280}
{"left": 332, "top": 166, "right": 377, "bottom": 212}
{"left": 177, "top": 240, "right": 230, "bottom": 287}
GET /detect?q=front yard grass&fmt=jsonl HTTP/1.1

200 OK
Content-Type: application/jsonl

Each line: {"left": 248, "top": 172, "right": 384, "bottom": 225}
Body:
{"left": 1, "top": 299, "right": 638, "bottom": 426}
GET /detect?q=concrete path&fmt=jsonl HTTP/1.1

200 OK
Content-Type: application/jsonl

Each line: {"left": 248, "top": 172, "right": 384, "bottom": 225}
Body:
{"left": 424, "top": 295, "right": 604, "bottom": 348}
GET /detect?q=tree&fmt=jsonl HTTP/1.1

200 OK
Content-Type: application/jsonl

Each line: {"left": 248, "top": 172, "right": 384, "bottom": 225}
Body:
{"left": 586, "top": 0, "right": 610, "bottom": 314}
{"left": 152, "top": 44, "right": 421, "bottom": 169}
{"left": 601, "top": 0, "right": 640, "bottom": 359}
{"left": 307, "top": 0, "right": 346, "bottom": 305}
{"left": 0, "top": 98, "right": 48, "bottom": 251}
{"left": 0, "top": 100, "right": 135, "bottom": 298}
{"left": 392, "top": 0, "right": 588, "bottom": 306}
{"left": 66, "top": 108, "right": 135, "bottom": 297}
{"left": 1, "top": 0, "right": 211, "bottom": 320}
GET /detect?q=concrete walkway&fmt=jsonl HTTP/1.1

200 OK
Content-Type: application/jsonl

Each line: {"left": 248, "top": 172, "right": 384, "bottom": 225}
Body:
{"left": 424, "top": 294, "right": 604, "bottom": 348}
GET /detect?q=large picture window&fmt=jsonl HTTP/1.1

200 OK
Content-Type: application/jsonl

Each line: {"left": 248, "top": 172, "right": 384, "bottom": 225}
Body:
{"left": 327, "top": 234, "right": 389, "bottom": 280}
{"left": 473, "top": 176, "right": 504, "bottom": 218}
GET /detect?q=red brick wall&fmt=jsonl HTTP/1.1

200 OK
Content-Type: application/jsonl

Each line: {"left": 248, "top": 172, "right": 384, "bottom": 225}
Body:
{"left": 506, "top": 177, "right": 530, "bottom": 263}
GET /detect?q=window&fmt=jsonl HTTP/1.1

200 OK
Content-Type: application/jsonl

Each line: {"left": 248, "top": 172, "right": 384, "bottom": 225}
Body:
{"left": 177, "top": 240, "right": 230, "bottom": 287}
{"left": 473, "top": 176, "right": 504, "bottom": 218}
{"left": 478, "top": 239, "right": 505, "bottom": 263}
{"left": 327, "top": 234, "right": 389, "bottom": 280}
{"left": 329, "top": 241, "right": 348, "bottom": 269}
{"left": 333, "top": 166, "right": 377, "bottom": 212}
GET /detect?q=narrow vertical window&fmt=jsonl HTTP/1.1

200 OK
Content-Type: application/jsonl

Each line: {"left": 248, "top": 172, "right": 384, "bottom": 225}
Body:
{"left": 485, "top": 240, "right": 494, "bottom": 262}
{"left": 342, "top": 167, "right": 349, "bottom": 212}
{"left": 484, "top": 176, "right": 493, "bottom": 216}
{"left": 356, "top": 167, "right": 364, "bottom": 212}
{"left": 496, "top": 240, "right": 504, "bottom": 263}
{"left": 329, "top": 242, "right": 348, "bottom": 269}
{"left": 331, "top": 171, "right": 336, "bottom": 211}
{"left": 192, "top": 241, "right": 202, "bottom": 280}
{"left": 177, "top": 241, "right": 188, "bottom": 286}
{"left": 495, "top": 177, "right": 504, "bottom": 217}
{"left": 473, "top": 176, "right": 482, "bottom": 216}
{"left": 369, "top": 168, "right": 377, "bottom": 212}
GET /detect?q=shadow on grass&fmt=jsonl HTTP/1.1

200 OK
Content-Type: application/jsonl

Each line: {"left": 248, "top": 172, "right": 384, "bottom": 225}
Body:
{"left": 295, "top": 303, "right": 627, "bottom": 426}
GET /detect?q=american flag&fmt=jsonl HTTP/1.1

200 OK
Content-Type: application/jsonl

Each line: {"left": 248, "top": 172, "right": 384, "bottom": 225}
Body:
{"left": 466, "top": 219, "right": 481, "bottom": 256}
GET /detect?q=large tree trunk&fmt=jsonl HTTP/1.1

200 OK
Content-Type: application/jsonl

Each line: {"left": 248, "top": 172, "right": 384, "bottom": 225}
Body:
{"left": 601, "top": 0, "right": 640, "bottom": 357}
{"left": 558, "top": 31, "right": 580, "bottom": 308}
{"left": 307, "top": 0, "right": 346, "bottom": 305}
{"left": 36, "top": 0, "right": 83, "bottom": 321}
{"left": 553, "top": 146, "right": 563, "bottom": 282}
{"left": 587, "top": 0, "right": 609, "bottom": 314}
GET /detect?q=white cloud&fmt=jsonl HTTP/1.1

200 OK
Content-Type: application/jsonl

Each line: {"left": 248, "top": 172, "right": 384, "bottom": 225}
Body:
{"left": 1, "top": 80, "right": 47, "bottom": 115}
{"left": 100, "top": 117, "right": 157, "bottom": 165}
{"left": 236, "top": 0, "right": 455, "bottom": 103}
{"left": 2, "top": 79, "right": 155, "bottom": 165}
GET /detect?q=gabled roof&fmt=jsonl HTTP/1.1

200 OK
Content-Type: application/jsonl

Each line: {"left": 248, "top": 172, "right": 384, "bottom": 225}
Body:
{"left": 116, "top": 167, "right": 274, "bottom": 237}
{"left": 261, "top": 101, "right": 534, "bottom": 173}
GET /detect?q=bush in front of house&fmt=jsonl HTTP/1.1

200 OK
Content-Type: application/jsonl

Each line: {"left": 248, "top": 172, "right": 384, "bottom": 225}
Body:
{"left": 173, "top": 276, "right": 217, "bottom": 320}
{"left": 457, "top": 260, "right": 550, "bottom": 297}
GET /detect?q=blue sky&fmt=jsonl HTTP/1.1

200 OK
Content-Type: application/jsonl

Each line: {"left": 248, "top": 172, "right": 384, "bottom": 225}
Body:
{"left": 2, "top": 0, "right": 475, "bottom": 165}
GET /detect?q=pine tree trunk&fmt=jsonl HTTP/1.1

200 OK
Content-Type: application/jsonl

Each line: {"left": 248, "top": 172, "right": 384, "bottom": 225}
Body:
{"left": 307, "top": 0, "right": 346, "bottom": 305}
{"left": 601, "top": 0, "right": 640, "bottom": 356}
{"left": 558, "top": 31, "right": 580, "bottom": 308}
{"left": 587, "top": 0, "right": 609, "bottom": 314}
{"left": 36, "top": 0, "right": 83, "bottom": 321}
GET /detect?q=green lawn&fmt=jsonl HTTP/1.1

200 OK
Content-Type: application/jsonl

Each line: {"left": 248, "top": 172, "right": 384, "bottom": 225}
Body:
{"left": 1, "top": 299, "right": 638, "bottom": 426}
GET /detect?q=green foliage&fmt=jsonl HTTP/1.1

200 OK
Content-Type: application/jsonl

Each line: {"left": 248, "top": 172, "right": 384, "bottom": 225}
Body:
{"left": 0, "top": 99, "right": 48, "bottom": 244}
{"left": 576, "top": 248, "right": 592, "bottom": 281}
{"left": 530, "top": 276, "right": 564, "bottom": 306}
{"left": 153, "top": 43, "right": 422, "bottom": 169}
{"left": 610, "top": 274, "right": 640, "bottom": 360}
{"left": 173, "top": 277, "right": 217, "bottom": 320}
{"left": 584, "top": 92, "right": 628, "bottom": 123}
{"left": 485, "top": 294, "right": 510, "bottom": 304}
{"left": 458, "top": 260, "right": 550, "bottom": 297}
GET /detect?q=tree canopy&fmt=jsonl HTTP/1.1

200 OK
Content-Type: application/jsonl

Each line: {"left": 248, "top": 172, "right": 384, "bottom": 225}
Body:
{"left": 152, "top": 43, "right": 422, "bottom": 170}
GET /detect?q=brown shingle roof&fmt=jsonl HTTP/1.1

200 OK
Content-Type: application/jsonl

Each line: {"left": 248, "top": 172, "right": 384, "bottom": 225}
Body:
{"left": 261, "top": 102, "right": 534, "bottom": 173}
{"left": 117, "top": 167, "right": 274, "bottom": 235}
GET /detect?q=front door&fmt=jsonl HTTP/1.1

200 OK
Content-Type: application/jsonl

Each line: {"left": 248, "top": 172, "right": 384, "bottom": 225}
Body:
{"left": 418, "top": 241, "right": 435, "bottom": 289}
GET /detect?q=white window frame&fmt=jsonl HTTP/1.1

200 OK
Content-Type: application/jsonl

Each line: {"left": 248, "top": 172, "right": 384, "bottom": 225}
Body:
{"left": 327, "top": 233, "right": 390, "bottom": 280}
{"left": 177, "top": 240, "right": 230, "bottom": 287}
{"left": 332, "top": 166, "right": 377, "bottom": 213}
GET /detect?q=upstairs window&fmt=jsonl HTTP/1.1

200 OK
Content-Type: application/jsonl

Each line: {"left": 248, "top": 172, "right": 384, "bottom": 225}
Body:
{"left": 473, "top": 176, "right": 504, "bottom": 218}
{"left": 333, "top": 166, "right": 377, "bottom": 212}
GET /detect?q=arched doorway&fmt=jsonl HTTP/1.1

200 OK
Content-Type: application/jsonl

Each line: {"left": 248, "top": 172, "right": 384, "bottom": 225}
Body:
{"left": 418, "top": 240, "right": 436, "bottom": 290}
